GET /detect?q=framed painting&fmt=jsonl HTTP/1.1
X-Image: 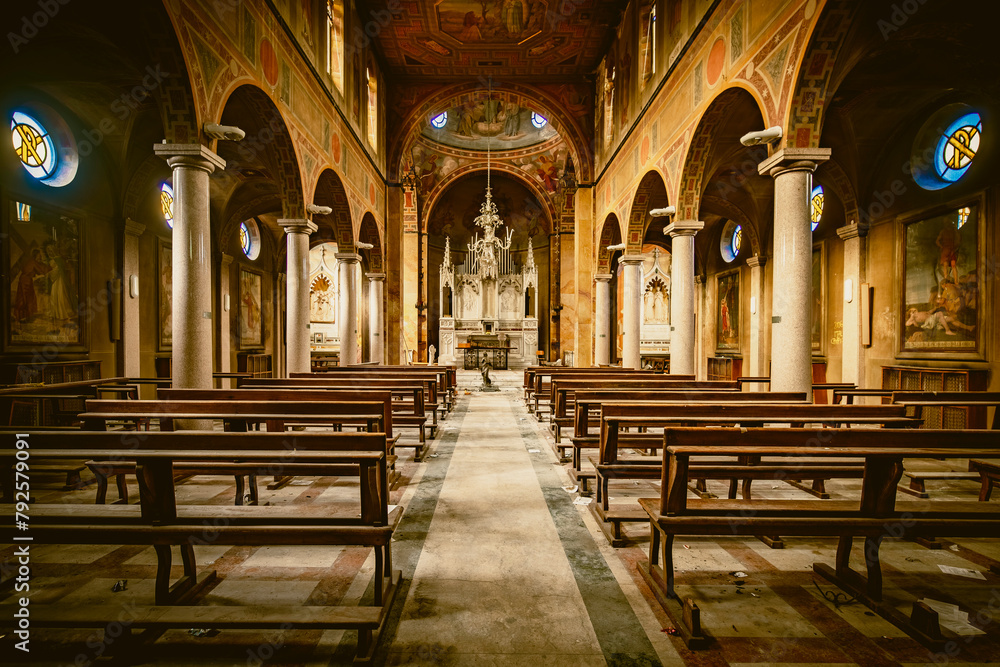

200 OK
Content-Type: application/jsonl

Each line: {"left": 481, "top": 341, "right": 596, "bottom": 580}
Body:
{"left": 5, "top": 199, "right": 86, "bottom": 351}
{"left": 811, "top": 244, "right": 824, "bottom": 354}
{"left": 157, "top": 239, "right": 172, "bottom": 351}
{"left": 900, "top": 201, "right": 980, "bottom": 355}
{"left": 716, "top": 269, "right": 740, "bottom": 352}
{"left": 238, "top": 267, "right": 263, "bottom": 349}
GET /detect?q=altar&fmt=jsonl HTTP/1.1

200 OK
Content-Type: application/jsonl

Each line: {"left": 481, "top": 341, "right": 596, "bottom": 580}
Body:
{"left": 437, "top": 185, "right": 540, "bottom": 370}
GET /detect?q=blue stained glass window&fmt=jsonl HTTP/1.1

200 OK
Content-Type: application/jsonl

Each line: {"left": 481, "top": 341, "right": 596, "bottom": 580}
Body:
{"left": 11, "top": 111, "right": 57, "bottom": 181}
{"left": 810, "top": 185, "right": 824, "bottom": 231}
{"left": 430, "top": 112, "right": 447, "bottom": 129}
{"left": 531, "top": 112, "right": 547, "bottom": 129}
{"left": 160, "top": 183, "right": 174, "bottom": 229}
{"left": 240, "top": 222, "right": 251, "bottom": 256}
{"left": 935, "top": 112, "right": 981, "bottom": 183}
{"left": 731, "top": 225, "right": 742, "bottom": 257}
{"left": 15, "top": 202, "right": 31, "bottom": 222}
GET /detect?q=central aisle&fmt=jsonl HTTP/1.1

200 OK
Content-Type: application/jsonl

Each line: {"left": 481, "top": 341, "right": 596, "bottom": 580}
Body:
{"left": 378, "top": 375, "right": 667, "bottom": 665}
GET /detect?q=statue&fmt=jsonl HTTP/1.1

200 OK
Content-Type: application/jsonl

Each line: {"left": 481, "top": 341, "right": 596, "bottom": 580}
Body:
{"left": 428, "top": 344, "right": 437, "bottom": 365}
{"left": 479, "top": 351, "right": 499, "bottom": 391}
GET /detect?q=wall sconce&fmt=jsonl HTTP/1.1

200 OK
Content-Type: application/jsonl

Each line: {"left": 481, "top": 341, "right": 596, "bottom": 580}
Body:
{"left": 129, "top": 274, "right": 139, "bottom": 298}
{"left": 844, "top": 278, "right": 854, "bottom": 303}
{"left": 224, "top": 294, "right": 231, "bottom": 312}
{"left": 750, "top": 296, "right": 757, "bottom": 314}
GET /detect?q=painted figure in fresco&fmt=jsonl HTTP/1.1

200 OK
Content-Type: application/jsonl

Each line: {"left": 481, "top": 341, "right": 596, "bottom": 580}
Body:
{"left": 44, "top": 241, "right": 75, "bottom": 324}
{"left": 503, "top": 101, "right": 521, "bottom": 137}
{"left": 501, "top": 0, "right": 524, "bottom": 35}
{"left": 905, "top": 306, "right": 973, "bottom": 336}
{"left": 935, "top": 223, "right": 961, "bottom": 286}
{"left": 12, "top": 245, "right": 52, "bottom": 326}
{"left": 460, "top": 11, "right": 482, "bottom": 41}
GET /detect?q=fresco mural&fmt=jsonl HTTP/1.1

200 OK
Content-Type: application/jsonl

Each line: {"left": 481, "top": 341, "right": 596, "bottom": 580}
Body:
{"left": 7, "top": 205, "right": 83, "bottom": 348}
{"left": 239, "top": 268, "right": 263, "bottom": 349}
{"left": 902, "top": 204, "right": 979, "bottom": 352}
{"left": 422, "top": 104, "right": 557, "bottom": 151}
{"left": 435, "top": 1, "right": 546, "bottom": 44}
{"left": 158, "top": 240, "right": 172, "bottom": 350}
{"left": 717, "top": 269, "right": 739, "bottom": 352}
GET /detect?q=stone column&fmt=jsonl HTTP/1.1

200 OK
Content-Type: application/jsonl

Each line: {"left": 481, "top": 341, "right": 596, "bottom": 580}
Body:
{"left": 759, "top": 148, "right": 830, "bottom": 398}
{"left": 665, "top": 220, "right": 704, "bottom": 376}
{"left": 620, "top": 256, "right": 644, "bottom": 369}
{"left": 279, "top": 219, "right": 317, "bottom": 374}
{"left": 219, "top": 253, "right": 233, "bottom": 382}
{"left": 594, "top": 274, "right": 613, "bottom": 366}
{"left": 153, "top": 144, "right": 225, "bottom": 390}
{"left": 401, "top": 182, "right": 419, "bottom": 363}
{"left": 367, "top": 272, "right": 385, "bottom": 364}
{"left": 122, "top": 219, "right": 145, "bottom": 378}
{"left": 746, "top": 255, "right": 767, "bottom": 385}
{"left": 837, "top": 222, "right": 868, "bottom": 387}
{"left": 573, "top": 188, "right": 594, "bottom": 368}
{"left": 337, "top": 253, "right": 361, "bottom": 366}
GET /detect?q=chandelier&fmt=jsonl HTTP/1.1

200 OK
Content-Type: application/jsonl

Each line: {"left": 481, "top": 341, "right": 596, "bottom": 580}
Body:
{"left": 467, "top": 78, "right": 512, "bottom": 280}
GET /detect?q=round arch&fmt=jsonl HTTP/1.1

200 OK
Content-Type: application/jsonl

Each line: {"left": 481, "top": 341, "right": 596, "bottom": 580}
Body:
{"left": 597, "top": 213, "right": 623, "bottom": 273}
{"left": 358, "top": 212, "right": 383, "bottom": 272}
{"left": 390, "top": 82, "right": 592, "bottom": 182}
{"left": 311, "top": 168, "right": 355, "bottom": 251}
{"left": 624, "top": 170, "right": 669, "bottom": 254}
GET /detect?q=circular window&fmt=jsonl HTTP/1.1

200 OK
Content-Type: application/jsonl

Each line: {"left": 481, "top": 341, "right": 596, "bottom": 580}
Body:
{"left": 912, "top": 104, "right": 984, "bottom": 191}
{"left": 531, "top": 112, "right": 548, "bottom": 129}
{"left": 11, "top": 111, "right": 57, "bottom": 181}
{"left": 160, "top": 183, "right": 174, "bottom": 228}
{"left": 810, "top": 185, "right": 824, "bottom": 231}
{"left": 430, "top": 112, "right": 447, "bottom": 129}
{"left": 239, "top": 219, "right": 261, "bottom": 260}
{"left": 935, "top": 112, "right": 981, "bottom": 183}
{"left": 720, "top": 220, "right": 742, "bottom": 263}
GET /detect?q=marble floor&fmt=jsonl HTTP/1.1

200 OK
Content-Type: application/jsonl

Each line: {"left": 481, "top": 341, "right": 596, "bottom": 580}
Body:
{"left": 3, "top": 370, "right": 1000, "bottom": 666}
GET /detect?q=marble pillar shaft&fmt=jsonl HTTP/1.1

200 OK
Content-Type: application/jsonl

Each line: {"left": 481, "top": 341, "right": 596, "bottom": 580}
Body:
{"left": 154, "top": 144, "right": 224, "bottom": 390}
{"left": 280, "top": 219, "right": 317, "bottom": 375}
{"left": 573, "top": 188, "right": 594, "bottom": 368}
{"left": 337, "top": 253, "right": 361, "bottom": 366}
{"left": 368, "top": 273, "right": 385, "bottom": 364}
{"left": 838, "top": 223, "right": 867, "bottom": 386}
{"left": 759, "top": 149, "right": 829, "bottom": 398}
{"left": 746, "top": 255, "right": 767, "bottom": 387}
{"left": 594, "top": 274, "right": 612, "bottom": 366}
{"left": 620, "top": 256, "right": 644, "bottom": 370}
{"left": 666, "top": 220, "right": 704, "bottom": 376}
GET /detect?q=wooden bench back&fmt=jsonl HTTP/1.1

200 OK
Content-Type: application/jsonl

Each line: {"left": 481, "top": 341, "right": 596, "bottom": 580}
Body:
{"left": 158, "top": 389, "right": 395, "bottom": 437}
{"left": 572, "top": 391, "right": 808, "bottom": 436}
{"left": 598, "top": 403, "right": 914, "bottom": 463}
{"left": 293, "top": 369, "right": 449, "bottom": 395}
{"left": 240, "top": 378, "right": 428, "bottom": 414}
{"left": 551, "top": 379, "right": 739, "bottom": 417}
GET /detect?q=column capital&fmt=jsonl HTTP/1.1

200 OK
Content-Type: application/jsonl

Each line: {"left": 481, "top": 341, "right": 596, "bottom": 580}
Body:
{"left": 153, "top": 143, "right": 225, "bottom": 173}
{"left": 594, "top": 273, "right": 613, "bottom": 282}
{"left": 758, "top": 147, "right": 830, "bottom": 178}
{"left": 836, "top": 222, "right": 869, "bottom": 241}
{"left": 278, "top": 218, "right": 318, "bottom": 235}
{"left": 124, "top": 218, "right": 146, "bottom": 237}
{"left": 366, "top": 272, "right": 386, "bottom": 282}
{"left": 619, "top": 255, "right": 644, "bottom": 266}
{"left": 746, "top": 255, "right": 767, "bottom": 268}
{"left": 665, "top": 220, "right": 704, "bottom": 238}
{"left": 220, "top": 252, "right": 234, "bottom": 268}
{"left": 335, "top": 252, "right": 361, "bottom": 264}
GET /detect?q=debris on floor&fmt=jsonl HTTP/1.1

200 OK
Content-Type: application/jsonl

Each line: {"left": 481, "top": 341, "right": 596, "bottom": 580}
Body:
{"left": 938, "top": 564, "right": 986, "bottom": 580}
{"left": 573, "top": 496, "right": 593, "bottom": 505}
{"left": 563, "top": 485, "right": 578, "bottom": 493}
{"left": 919, "top": 598, "right": 986, "bottom": 636}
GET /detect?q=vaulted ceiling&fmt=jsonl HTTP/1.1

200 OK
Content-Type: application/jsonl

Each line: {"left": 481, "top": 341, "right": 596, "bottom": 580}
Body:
{"left": 356, "top": 1, "right": 623, "bottom": 82}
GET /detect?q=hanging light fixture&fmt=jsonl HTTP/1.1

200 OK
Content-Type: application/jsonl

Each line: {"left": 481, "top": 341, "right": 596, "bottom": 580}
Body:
{"left": 467, "top": 77, "right": 512, "bottom": 280}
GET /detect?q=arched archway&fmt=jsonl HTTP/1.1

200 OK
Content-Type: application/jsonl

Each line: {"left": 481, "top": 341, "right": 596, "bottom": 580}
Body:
{"left": 311, "top": 169, "right": 355, "bottom": 251}
{"left": 625, "top": 170, "right": 670, "bottom": 254}
{"left": 596, "top": 214, "right": 623, "bottom": 365}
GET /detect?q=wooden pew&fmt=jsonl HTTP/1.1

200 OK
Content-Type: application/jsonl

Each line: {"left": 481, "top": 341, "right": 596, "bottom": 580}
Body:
{"left": 239, "top": 378, "right": 433, "bottom": 458}
{"left": 0, "top": 430, "right": 399, "bottom": 663}
{"left": 312, "top": 364, "right": 457, "bottom": 407}
{"left": 294, "top": 368, "right": 454, "bottom": 415}
{"left": 638, "top": 427, "right": 1000, "bottom": 650}
{"left": 531, "top": 371, "right": 668, "bottom": 420}
{"left": 522, "top": 367, "right": 666, "bottom": 402}
{"left": 548, "top": 378, "right": 739, "bottom": 444}
{"left": 591, "top": 403, "right": 918, "bottom": 545}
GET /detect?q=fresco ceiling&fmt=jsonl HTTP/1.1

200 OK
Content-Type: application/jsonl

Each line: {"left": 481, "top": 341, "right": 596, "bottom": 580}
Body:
{"left": 421, "top": 101, "right": 557, "bottom": 151}
{"left": 357, "top": 0, "right": 622, "bottom": 80}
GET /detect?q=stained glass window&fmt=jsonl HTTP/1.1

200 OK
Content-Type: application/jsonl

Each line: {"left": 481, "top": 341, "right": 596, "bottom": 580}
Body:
{"left": 531, "top": 112, "right": 547, "bottom": 129}
{"left": 11, "top": 111, "right": 56, "bottom": 181}
{"left": 160, "top": 183, "right": 174, "bottom": 229}
{"left": 239, "top": 222, "right": 251, "bottom": 256}
{"left": 430, "top": 112, "right": 447, "bottom": 129}
{"left": 721, "top": 220, "right": 741, "bottom": 263}
{"left": 935, "top": 112, "right": 981, "bottom": 183}
{"left": 731, "top": 225, "right": 742, "bottom": 257}
{"left": 366, "top": 66, "right": 378, "bottom": 148}
{"left": 326, "top": 0, "right": 344, "bottom": 93}
{"left": 15, "top": 202, "right": 31, "bottom": 222}
{"left": 958, "top": 205, "right": 971, "bottom": 229}
{"left": 810, "top": 185, "right": 824, "bottom": 231}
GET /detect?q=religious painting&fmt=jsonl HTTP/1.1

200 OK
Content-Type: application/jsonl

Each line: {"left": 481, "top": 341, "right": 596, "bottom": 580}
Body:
{"left": 901, "top": 203, "right": 979, "bottom": 353}
{"left": 812, "top": 244, "right": 824, "bottom": 353}
{"left": 716, "top": 269, "right": 740, "bottom": 352}
{"left": 6, "top": 200, "right": 85, "bottom": 350}
{"left": 157, "top": 239, "right": 172, "bottom": 350}
{"left": 310, "top": 272, "right": 335, "bottom": 323}
{"left": 239, "top": 268, "right": 263, "bottom": 349}
{"left": 435, "top": 1, "right": 544, "bottom": 44}
{"left": 643, "top": 277, "right": 669, "bottom": 324}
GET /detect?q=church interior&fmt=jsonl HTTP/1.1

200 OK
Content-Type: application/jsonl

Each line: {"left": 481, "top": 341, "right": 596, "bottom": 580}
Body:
{"left": 2, "top": 0, "right": 1000, "bottom": 664}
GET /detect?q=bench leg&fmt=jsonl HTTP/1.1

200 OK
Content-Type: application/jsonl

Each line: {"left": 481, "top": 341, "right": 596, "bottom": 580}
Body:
{"left": 247, "top": 474, "right": 259, "bottom": 505}
{"left": 981, "top": 476, "right": 996, "bottom": 501}
{"left": 153, "top": 544, "right": 217, "bottom": 605}
{"left": 114, "top": 473, "right": 130, "bottom": 505}
{"left": 863, "top": 535, "right": 884, "bottom": 602}
{"left": 234, "top": 474, "right": 246, "bottom": 506}
{"left": 93, "top": 469, "right": 109, "bottom": 505}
